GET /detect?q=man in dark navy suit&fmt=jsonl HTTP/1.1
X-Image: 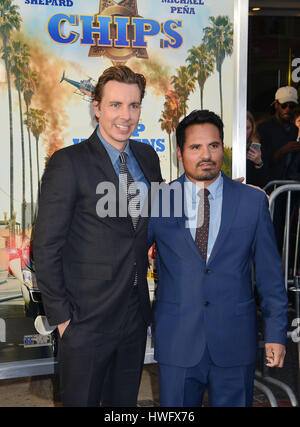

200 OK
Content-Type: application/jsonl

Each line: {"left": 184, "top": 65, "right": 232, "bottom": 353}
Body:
{"left": 33, "top": 66, "right": 162, "bottom": 406}
{"left": 149, "top": 110, "right": 288, "bottom": 407}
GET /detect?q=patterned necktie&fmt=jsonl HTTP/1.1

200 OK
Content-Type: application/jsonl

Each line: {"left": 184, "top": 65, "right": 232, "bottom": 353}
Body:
{"left": 195, "top": 188, "right": 210, "bottom": 262}
{"left": 119, "top": 151, "right": 140, "bottom": 286}
{"left": 119, "top": 152, "right": 141, "bottom": 230}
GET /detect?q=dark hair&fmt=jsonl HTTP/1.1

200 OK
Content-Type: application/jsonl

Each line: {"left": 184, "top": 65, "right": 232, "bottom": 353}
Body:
{"left": 176, "top": 110, "right": 224, "bottom": 153}
{"left": 93, "top": 65, "right": 146, "bottom": 103}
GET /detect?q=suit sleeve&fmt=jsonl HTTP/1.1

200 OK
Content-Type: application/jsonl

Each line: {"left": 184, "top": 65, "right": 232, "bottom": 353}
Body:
{"left": 148, "top": 181, "right": 165, "bottom": 249}
{"left": 252, "top": 193, "right": 288, "bottom": 345}
{"left": 148, "top": 216, "right": 154, "bottom": 249}
{"left": 33, "top": 150, "right": 77, "bottom": 326}
{"left": 147, "top": 147, "right": 162, "bottom": 248}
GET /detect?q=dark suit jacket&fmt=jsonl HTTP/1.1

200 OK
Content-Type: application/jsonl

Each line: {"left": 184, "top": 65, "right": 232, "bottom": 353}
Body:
{"left": 33, "top": 129, "right": 162, "bottom": 334}
{"left": 257, "top": 117, "right": 298, "bottom": 181}
{"left": 148, "top": 173, "right": 288, "bottom": 368}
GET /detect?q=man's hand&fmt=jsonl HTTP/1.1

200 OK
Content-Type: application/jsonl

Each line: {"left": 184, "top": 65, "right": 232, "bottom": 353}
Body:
{"left": 234, "top": 177, "right": 268, "bottom": 197}
{"left": 265, "top": 343, "right": 286, "bottom": 368}
{"left": 58, "top": 319, "right": 71, "bottom": 338}
{"left": 274, "top": 141, "right": 300, "bottom": 164}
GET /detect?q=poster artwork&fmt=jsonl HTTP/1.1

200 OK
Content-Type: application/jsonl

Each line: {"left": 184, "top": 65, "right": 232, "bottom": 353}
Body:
{"left": 0, "top": 0, "right": 235, "bottom": 362}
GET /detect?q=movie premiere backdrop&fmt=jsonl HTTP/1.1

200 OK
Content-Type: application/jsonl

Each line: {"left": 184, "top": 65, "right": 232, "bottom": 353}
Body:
{"left": 0, "top": 0, "right": 248, "bottom": 371}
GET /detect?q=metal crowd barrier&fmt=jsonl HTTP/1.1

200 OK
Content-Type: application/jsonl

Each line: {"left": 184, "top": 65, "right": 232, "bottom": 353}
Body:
{"left": 254, "top": 181, "right": 300, "bottom": 407}
{"left": 268, "top": 182, "right": 300, "bottom": 289}
{"left": 264, "top": 180, "right": 300, "bottom": 194}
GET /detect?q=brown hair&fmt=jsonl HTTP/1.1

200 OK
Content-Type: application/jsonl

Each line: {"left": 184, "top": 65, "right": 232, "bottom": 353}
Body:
{"left": 93, "top": 65, "right": 146, "bottom": 104}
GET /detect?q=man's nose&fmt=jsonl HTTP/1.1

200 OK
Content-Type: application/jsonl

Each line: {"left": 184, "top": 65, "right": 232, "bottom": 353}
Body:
{"left": 119, "top": 106, "right": 131, "bottom": 120}
{"left": 199, "top": 145, "right": 211, "bottom": 158}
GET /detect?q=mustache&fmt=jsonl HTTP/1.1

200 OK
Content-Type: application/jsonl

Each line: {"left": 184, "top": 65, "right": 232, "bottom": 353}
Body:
{"left": 196, "top": 159, "right": 216, "bottom": 167}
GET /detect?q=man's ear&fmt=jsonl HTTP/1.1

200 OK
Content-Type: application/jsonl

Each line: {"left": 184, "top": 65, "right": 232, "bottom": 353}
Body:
{"left": 93, "top": 101, "right": 100, "bottom": 119}
{"left": 176, "top": 146, "right": 182, "bottom": 163}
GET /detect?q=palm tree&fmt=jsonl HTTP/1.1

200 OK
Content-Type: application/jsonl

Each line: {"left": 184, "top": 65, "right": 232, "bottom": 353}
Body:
{"left": 6, "top": 39, "right": 30, "bottom": 238}
{"left": 160, "top": 110, "right": 172, "bottom": 181}
{"left": 186, "top": 44, "right": 215, "bottom": 109}
{"left": 203, "top": 16, "right": 233, "bottom": 119}
{"left": 0, "top": 0, "right": 21, "bottom": 226}
{"left": 170, "top": 67, "right": 195, "bottom": 177}
{"left": 171, "top": 66, "right": 196, "bottom": 117}
{"left": 23, "top": 69, "right": 39, "bottom": 224}
{"left": 24, "top": 108, "right": 47, "bottom": 195}
{"left": 160, "top": 91, "right": 181, "bottom": 181}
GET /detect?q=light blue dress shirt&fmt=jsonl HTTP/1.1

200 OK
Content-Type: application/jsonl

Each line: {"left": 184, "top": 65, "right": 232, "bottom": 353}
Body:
{"left": 96, "top": 128, "right": 150, "bottom": 208}
{"left": 184, "top": 172, "right": 223, "bottom": 261}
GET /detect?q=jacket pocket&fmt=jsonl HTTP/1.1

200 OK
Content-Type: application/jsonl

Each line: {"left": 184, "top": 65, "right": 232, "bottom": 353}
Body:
{"left": 60, "top": 320, "right": 73, "bottom": 341}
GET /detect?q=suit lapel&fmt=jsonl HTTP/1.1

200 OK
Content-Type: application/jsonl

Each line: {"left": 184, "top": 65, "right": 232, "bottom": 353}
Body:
{"left": 88, "top": 130, "right": 133, "bottom": 229}
{"left": 88, "top": 129, "right": 120, "bottom": 189}
{"left": 207, "top": 174, "right": 239, "bottom": 265}
{"left": 129, "top": 140, "right": 153, "bottom": 183}
{"left": 88, "top": 135, "right": 161, "bottom": 231}
{"left": 130, "top": 141, "right": 156, "bottom": 231}
{"left": 175, "top": 173, "right": 239, "bottom": 265}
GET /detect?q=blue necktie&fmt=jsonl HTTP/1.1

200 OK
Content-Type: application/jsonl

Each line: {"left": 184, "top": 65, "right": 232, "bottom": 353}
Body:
{"left": 119, "top": 152, "right": 141, "bottom": 230}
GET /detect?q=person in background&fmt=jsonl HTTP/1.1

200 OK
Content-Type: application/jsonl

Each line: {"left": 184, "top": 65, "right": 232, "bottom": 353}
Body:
{"left": 246, "top": 111, "right": 269, "bottom": 188}
{"left": 294, "top": 111, "right": 300, "bottom": 142}
{"left": 257, "top": 86, "right": 300, "bottom": 250}
{"left": 257, "top": 86, "right": 299, "bottom": 182}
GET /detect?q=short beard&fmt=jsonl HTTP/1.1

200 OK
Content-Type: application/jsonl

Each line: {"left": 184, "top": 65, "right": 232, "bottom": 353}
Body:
{"left": 194, "top": 172, "right": 218, "bottom": 182}
{"left": 193, "top": 160, "right": 218, "bottom": 182}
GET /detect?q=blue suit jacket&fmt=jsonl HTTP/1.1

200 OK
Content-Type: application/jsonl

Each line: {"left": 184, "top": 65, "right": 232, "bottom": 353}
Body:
{"left": 148, "top": 173, "right": 288, "bottom": 368}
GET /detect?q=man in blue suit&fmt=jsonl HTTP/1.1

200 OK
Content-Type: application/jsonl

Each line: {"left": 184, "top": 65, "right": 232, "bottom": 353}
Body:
{"left": 148, "top": 110, "right": 288, "bottom": 407}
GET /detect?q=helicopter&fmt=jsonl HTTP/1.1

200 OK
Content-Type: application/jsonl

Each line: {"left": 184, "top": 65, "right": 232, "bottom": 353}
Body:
{"left": 60, "top": 71, "right": 96, "bottom": 101}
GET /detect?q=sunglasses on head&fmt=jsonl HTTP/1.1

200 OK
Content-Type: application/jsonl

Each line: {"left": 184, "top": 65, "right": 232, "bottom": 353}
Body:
{"left": 278, "top": 102, "right": 296, "bottom": 110}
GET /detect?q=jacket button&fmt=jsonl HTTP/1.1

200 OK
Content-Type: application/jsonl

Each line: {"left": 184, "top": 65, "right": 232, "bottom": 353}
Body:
{"left": 205, "top": 269, "right": 211, "bottom": 274}
{"left": 204, "top": 301, "right": 210, "bottom": 307}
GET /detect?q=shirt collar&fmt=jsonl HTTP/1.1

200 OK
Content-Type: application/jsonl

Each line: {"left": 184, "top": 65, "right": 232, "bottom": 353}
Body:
{"left": 184, "top": 172, "right": 223, "bottom": 201}
{"left": 206, "top": 172, "right": 223, "bottom": 199}
{"left": 96, "top": 127, "right": 130, "bottom": 167}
